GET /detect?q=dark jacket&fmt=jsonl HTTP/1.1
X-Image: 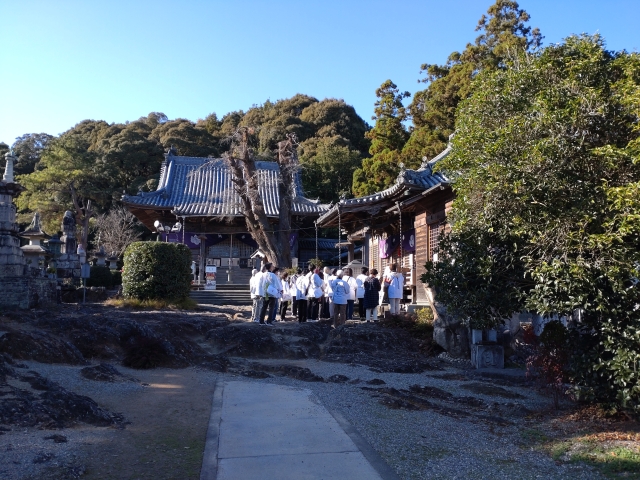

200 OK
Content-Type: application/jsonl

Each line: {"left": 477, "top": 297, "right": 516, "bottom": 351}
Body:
{"left": 363, "top": 276, "right": 381, "bottom": 309}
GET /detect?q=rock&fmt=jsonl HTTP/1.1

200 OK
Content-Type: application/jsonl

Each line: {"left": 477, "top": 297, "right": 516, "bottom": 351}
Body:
{"left": 44, "top": 434, "right": 68, "bottom": 443}
{"left": 240, "top": 370, "right": 271, "bottom": 379}
{"left": 326, "top": 374, "right": 349, "bottom": 383}
{"left": 460, "top": 382, "right": 524, "bottom": 399}
{"left": 206, "top": 322, "right": 332, "bottom": 359}
{"left": 0, "top": 371, "right": 126, "bottom": 429}
{"left": 33, "top": 452, "right": 55, "bottom": 464}
{"left": 0, "top": 329, "right": 87, "bottom": 365}
{"left": 366, "top": 378, "right": 386, "bottom": 385}
{"left": 80, "top": 363, "right": 137, "bottom": 382}
{"left": 424, "top": 287, "right": 470, "bottom": 358}
{"left": 199, "top": 355, "right": 230, "bottom": 372}
{"left": 248, "top": 363, "right": 324, "bottom": 382}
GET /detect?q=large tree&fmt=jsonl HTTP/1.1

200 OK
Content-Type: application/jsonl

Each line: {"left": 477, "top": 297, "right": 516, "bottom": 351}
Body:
{"left": 17, "top": 125, "right": 110, "bottom": 248}
{"left": 405, "top": 0, "right": 542, "bottom": 162}
{"left": 352, "top": 80, "right": 410, "bottom": 196}
{"left": 224, "top": 128, "right": 297, "bottom": 267}
{"left": 10, "top": 133, "right": 54, "bottom": 176}
{"left": 424, "top": 35, "right": 640, "bottom": 413}
{"left": 299, "top": 136, "right": 362, "bottom": 203}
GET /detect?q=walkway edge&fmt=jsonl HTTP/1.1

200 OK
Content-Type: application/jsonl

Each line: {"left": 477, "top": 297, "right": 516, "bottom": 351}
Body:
{"left": 200, "top": 379, "right": 224, "bottom": 480}
{"left": 327, "top": 407, "right": 401, "bottom": 480}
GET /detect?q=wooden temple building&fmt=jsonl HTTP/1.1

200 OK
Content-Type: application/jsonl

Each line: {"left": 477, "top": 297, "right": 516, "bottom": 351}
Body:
{"left": 317, "top": 143, "right": 454, "bottom": 305}
{"left": 122, "top": 148, "right": 328, "bottom": 284}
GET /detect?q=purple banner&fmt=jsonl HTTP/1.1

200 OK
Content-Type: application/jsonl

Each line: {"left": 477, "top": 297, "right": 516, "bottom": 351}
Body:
{"left": 379, "top": 238, "right": 388, "bottom": 259}
{"left": 379, "top": 235, "right": 401, "bottom": 259}
{"left": 401, "top": 229, "right": 416, "bottom": 253}
{"left": 289, "top": 231, "right": 298, "bottom": 249}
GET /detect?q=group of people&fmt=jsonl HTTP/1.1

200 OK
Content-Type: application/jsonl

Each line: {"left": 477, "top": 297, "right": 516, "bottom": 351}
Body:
{"left": 249, "top": 262, "right": 405, "bottom": 327}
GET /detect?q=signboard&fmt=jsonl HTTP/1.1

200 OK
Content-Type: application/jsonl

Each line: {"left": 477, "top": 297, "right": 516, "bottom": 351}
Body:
{"left": 81, "top": 263, "right": 91, "bottom": 279}
{"left": 205, "top": 265, "right": 217, "bottom": 290}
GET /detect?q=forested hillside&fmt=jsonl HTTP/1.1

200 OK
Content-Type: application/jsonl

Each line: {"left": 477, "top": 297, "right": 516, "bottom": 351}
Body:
{"left": 1, "top": 96, "right": 370, "bottom": 234}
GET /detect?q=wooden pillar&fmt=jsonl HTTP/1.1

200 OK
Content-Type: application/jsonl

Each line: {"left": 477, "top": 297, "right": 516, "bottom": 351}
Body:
{"left": 198, "top": 235, "right": 206, "bottom": 284}
{"left": 348, "top": 243, "right": 354, "bottom": 263}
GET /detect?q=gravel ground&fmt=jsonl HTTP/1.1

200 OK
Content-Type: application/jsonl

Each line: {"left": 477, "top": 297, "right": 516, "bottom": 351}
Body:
{"left": 220, "top": 358, "right": 603, "bottom": 480}
{"left": 1, "top": 358, "right": 603, "bottom": 479}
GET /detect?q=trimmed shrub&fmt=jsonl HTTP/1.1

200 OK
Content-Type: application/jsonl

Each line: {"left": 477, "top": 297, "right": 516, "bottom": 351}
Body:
{"left": 86, "top": 266, "right": 114, "bottom": 288}
{"left": 122, "top": 242, "right": 191, "bottom": 301}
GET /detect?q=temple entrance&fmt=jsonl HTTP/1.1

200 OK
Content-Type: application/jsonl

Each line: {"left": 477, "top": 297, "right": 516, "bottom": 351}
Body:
{"left": 206, "top": 237, "right": 254, "bottom": 286}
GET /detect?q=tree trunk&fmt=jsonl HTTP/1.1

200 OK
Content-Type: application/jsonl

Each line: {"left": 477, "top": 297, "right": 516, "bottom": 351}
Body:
{"left": 69, "top": 181, "right": 93, "bottom": 251}
{"left": 224, "top": 129, "right": 295, "bottom": 268}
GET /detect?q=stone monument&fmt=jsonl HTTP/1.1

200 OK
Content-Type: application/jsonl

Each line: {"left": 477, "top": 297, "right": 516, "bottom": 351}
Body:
{"left": 0, "top": 152, "right": 27, "bottom": 276}
{"left": 0, "top": 152, "right": 56, "bottom": 309}
{"left": 20, "top": 211, "right": 49, "bottom": 269}
{"left": 55, "top": 211, "right": 82, "bottom": 278}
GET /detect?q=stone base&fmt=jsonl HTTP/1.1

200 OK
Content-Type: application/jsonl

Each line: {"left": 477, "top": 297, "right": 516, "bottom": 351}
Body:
{"left": 471, "top": 344, "right": 504, "bottom": 369}
{"left": 0, "top": 276, "right": 57, "bottom": 310}
{"left": 434, "top": 323, "right": 470, "bottom": 358}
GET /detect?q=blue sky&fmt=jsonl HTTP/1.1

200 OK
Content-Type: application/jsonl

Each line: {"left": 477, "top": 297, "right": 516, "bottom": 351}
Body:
{"left": 1, "top": 0, "right": 638, "bottom": 146}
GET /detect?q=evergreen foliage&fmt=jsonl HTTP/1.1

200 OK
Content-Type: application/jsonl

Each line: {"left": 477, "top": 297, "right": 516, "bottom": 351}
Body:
{"left": 352, "top": 80, "right": 410, "bottom": 196}
{"left": 122, "top": 242, "right": 191, "bottom": 301}
{"left": 406, "top": 0, "right": 543, "bottom": 163}
{"left": 351, "top": 0, "right": 542, "bottom": 197}
{"left": 425, "top": 35, "right": 640, "bottom": 415}
{"left": 12, "top": 95, "right": 369, "bottom": 231}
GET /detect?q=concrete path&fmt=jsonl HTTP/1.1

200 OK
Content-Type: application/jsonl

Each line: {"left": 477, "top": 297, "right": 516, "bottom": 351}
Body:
{"left": 201, "top": 381, "right": 398, "bottom": 480}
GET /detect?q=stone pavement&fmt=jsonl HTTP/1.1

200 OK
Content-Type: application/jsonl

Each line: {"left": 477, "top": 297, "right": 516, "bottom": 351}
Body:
{"left": 200, "top": 380, "right": 398, "bottom": 480}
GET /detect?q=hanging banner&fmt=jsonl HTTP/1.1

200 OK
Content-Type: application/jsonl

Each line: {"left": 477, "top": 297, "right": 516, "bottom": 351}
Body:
{"left": 289, "top": 231, "right": 298, "bottom": 249}
{"left": 379, "top": 235, "right": 400, "bottom": 259}
{"left": 379, "top": 238, "right": 388, "bottom": 259}
{"left": 401, "top": 229, "right": 416, "bottom": 253}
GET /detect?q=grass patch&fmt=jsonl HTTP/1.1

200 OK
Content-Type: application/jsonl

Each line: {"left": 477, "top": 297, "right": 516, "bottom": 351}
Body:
{"left": 540, "top": 438, "right": 640, "bottom": 478}
{"left": 570, "top": 443, "right": 640, "bottom": 478}
{"left": 105, "top": 297, "right": 198, "bottom": 310}
{"left": 521, "top": 428, "right": 550, "bottom": 444}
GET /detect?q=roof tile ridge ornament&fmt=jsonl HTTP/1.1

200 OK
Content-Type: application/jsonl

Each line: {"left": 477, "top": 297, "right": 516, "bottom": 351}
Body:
{"left": 395, "top": 161, "right": 408, "bottom": 184}
{"left": 3, "top": 151, "right": 16, "bottom": 183}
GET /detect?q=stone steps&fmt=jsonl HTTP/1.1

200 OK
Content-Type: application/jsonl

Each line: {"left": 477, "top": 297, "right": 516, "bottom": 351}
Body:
{"left": 190, "top": 289, "right": 251, "bottom": 307}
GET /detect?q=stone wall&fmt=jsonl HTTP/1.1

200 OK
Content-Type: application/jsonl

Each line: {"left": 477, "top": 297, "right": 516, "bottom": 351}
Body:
{"left": 0, "top": 277, "right": 57, "bottom": 310}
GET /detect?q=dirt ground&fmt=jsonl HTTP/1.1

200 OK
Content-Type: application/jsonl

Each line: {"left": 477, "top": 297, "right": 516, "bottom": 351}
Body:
{"left": 76, "top": 368, "right": 215, "bottom": 479}
{"left": 0, "top": 303, "right": 638, "bottom": 479}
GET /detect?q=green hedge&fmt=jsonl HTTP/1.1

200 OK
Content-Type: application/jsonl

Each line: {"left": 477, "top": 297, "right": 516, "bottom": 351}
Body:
{"left": 122, "top": 242, "right": 191, "bottom": 301}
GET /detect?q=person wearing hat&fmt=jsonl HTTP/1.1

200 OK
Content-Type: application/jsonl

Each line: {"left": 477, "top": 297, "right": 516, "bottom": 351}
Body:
{"left": 330, "top": 270, "right": 349, "bottom": 327}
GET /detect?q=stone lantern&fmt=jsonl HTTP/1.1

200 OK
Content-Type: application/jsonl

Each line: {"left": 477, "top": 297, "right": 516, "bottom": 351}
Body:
{"left": 20, "top": 211, "right": 49, "bottom": 270}
{"left": 106, "top": 255, "right": 119, "bottom": 270}
{"left": 95, "top": 245, "right": 107, "bottom": 266}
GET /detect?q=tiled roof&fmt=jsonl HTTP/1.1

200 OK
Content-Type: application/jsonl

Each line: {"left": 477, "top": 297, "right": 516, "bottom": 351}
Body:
{"left": 298, "top": 238, "right": 340, "bottom": 250}
{"left": 317, "top": 145, "right": 451, "bottom": 224}
{"left": 123, "top": 156, "right": 328, "bottom": 217}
